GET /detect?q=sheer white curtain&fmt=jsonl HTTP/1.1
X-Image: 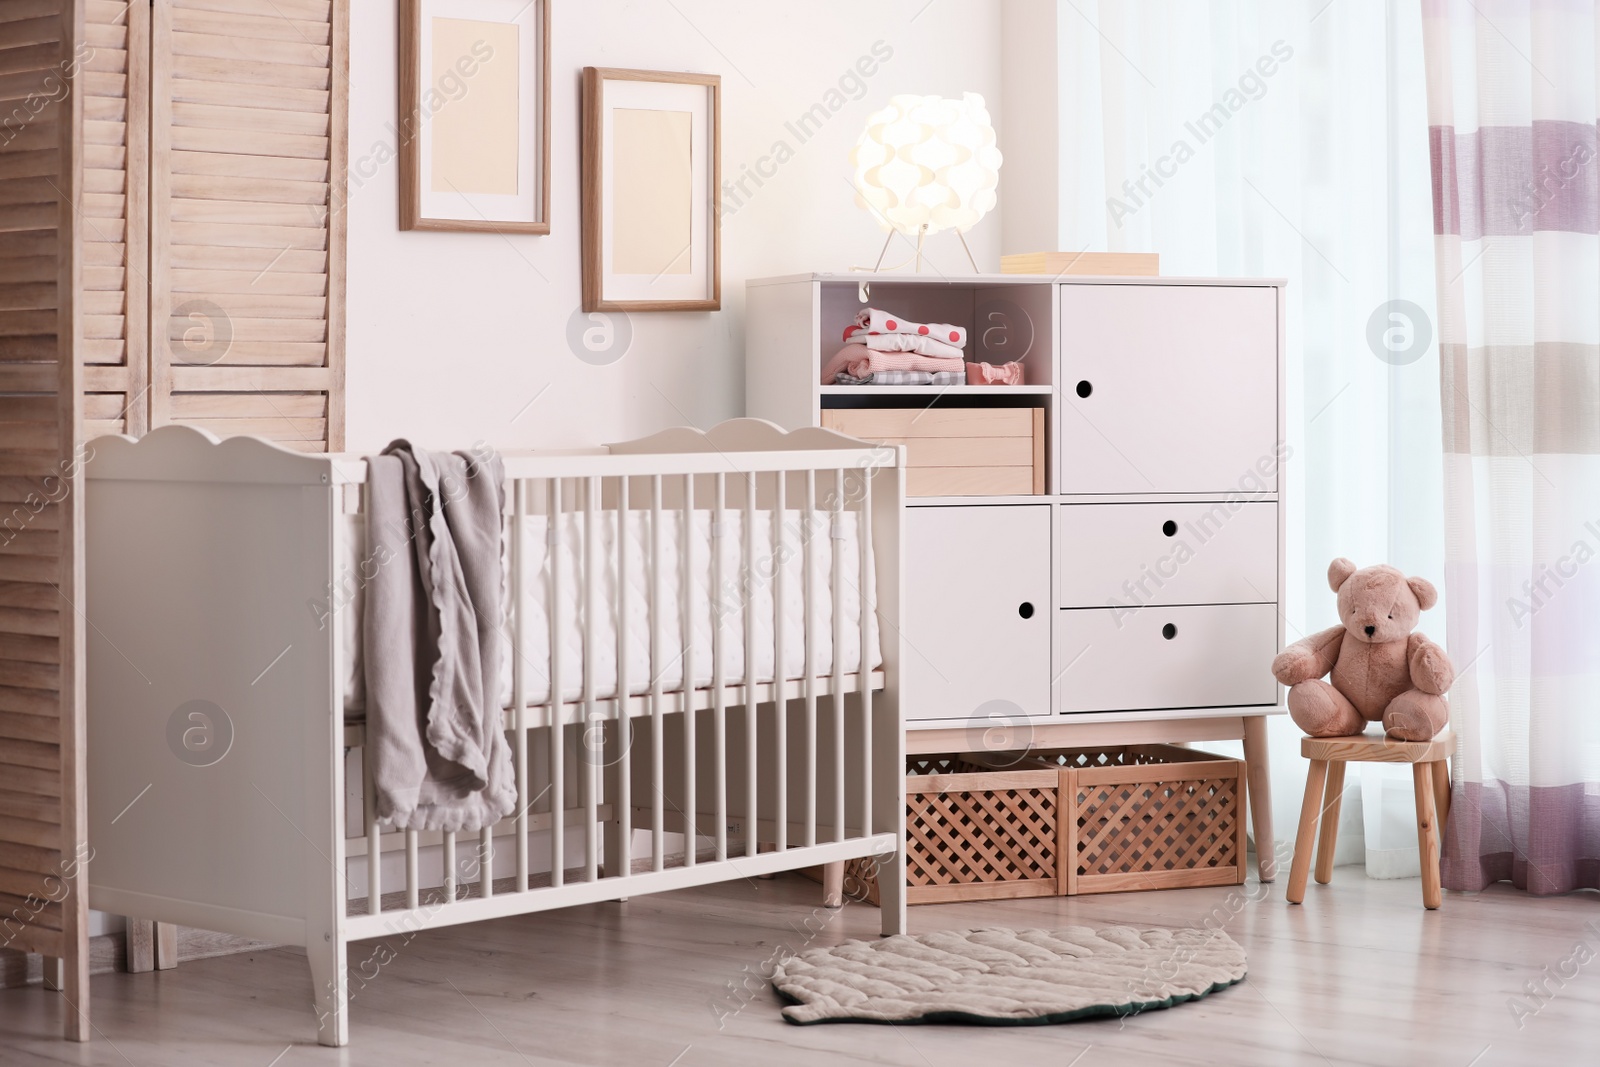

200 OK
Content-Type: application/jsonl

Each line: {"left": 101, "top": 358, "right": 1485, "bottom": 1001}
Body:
{"left": 1423, "top": 0, "right": 1600, "bottom": 895}
{"left": 1054, "top": 0, "right": 1444, "bottom": 872}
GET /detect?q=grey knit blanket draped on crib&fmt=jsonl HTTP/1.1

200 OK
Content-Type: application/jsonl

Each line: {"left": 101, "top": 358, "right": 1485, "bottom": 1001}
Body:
{"left": 363, "top": 440, "right": 517, "bottom": 833}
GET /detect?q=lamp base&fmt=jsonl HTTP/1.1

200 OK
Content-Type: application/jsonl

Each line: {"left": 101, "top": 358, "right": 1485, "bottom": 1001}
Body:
{"left": 851, "top": 226, "right": 981, "bottom": 274}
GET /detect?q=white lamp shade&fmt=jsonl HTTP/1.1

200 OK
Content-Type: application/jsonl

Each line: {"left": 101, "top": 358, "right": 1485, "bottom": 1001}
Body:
{"left": 850, "top": 92, "right": 1003, "bottom": 236}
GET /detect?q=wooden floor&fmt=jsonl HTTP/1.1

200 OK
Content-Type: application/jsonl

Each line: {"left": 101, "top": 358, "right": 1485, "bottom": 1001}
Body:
{"left": 2, "top": 868, "right": 1597, "bottom": 1066}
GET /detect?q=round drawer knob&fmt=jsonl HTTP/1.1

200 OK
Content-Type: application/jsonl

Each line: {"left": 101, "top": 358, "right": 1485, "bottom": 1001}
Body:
{"left": 1075, "top": 380, "right": 1093, "bottom": 398}
{"left": 1162, "top": 520, "right": 1179, "bottom": 537}
{"left": 1018, "top": 602, "right": 1035, "bottom": 620}
{"left": 1162, "top": 622, "right": 1178, "bottom": 640}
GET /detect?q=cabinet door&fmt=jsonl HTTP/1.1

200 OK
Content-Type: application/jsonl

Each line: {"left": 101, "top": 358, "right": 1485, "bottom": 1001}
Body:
{"left": 1059, "top": 285, "right": 1278, "bottom": 494}
{"left": 903, "top": 505, "right": 1051, "bottom": 722}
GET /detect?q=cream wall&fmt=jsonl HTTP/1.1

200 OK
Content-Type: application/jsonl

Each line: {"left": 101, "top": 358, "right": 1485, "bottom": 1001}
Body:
{"left": 345, "top": 0, "right": 1004, "bottom": 453}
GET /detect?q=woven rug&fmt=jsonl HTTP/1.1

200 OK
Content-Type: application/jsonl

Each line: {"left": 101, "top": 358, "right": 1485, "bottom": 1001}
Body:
{"left": 771, "top": 926, "right": 1246, "bottom": 1025}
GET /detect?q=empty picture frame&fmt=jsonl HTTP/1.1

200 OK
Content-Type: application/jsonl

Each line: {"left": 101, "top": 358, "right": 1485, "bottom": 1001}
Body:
{"left": 399, "top": 0, "right": 550, "bottom": 233}
{"left": 582, "top": 68, "right": 721, "bottom": 311}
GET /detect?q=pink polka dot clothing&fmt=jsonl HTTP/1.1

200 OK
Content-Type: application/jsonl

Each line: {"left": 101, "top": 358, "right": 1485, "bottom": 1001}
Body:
{"left": 843, "top": 307, "right": 967, "bottom": 348}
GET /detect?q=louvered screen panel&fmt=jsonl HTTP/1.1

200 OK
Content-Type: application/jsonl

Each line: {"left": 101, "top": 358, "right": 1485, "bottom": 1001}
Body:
{"left": 149, "top": 0, "right": 345, "bottom": 451}
{"left": 0, "top": 0, "right": 89, "bottom": 1039}
{"left": 81, "top": 0, "right": 145, "bottom": 438}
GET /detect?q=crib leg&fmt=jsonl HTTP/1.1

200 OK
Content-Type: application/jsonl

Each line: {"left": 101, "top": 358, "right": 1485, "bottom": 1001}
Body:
{"left": 307, "top": 935, "right": 349, "bottom": 1047}
{"left": 820, "top": 862, "right": 844, "bottom": 908}
{"left": 877, "top": 849, "right": 907, "bottom": 937}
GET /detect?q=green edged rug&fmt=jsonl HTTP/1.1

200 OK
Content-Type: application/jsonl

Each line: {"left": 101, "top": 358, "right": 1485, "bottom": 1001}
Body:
{"left": 771, "top": 926, "right": 1246, "bottom": 1025}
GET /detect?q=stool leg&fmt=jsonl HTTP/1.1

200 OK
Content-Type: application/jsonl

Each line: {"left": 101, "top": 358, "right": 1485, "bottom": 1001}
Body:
{"left": 1431, "top": 759, "right": 1451, "bottom": 834}
{"left": 1314, "top": 761, "right": 1346, "bottom": 885}
{"left": 1287, "top": 759, "right": 1328, "bottom": 904}
{"left": 1412, "top": 763, "right": 1442, "bottom": 910}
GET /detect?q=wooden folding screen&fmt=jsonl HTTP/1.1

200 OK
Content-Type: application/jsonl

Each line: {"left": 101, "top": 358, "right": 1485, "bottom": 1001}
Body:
{"left": 0, "top": 0, "right": 90, "bottom": 1041}
{"left": 81, "top": 0, "right": 146, "bottom": 439}
{"left": 147, "top": 0, "right": 346, "bottom": 451}
{"left": 0, "top": 0, "right": 347, "bottom": 1040}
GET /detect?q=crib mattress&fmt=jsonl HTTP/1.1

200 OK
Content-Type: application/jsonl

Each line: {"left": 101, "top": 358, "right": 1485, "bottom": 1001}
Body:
{"left": 339, "top": 508, "right": 880, "bottom": 719}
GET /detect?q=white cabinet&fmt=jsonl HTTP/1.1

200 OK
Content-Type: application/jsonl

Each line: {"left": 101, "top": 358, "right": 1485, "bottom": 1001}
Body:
{"left": 744, "top": 273, "right": 1285, "bottom": 733}
{"left": 902, "top": 505, "right": 1052, "bottom": 722}
{"left": 1058, "top": 285, "right": 1278, "bottom": 494}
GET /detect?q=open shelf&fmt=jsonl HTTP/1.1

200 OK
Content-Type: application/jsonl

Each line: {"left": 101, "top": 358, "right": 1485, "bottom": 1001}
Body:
{"left": 820, "top": 384, "right": 1054, "bottom": 397}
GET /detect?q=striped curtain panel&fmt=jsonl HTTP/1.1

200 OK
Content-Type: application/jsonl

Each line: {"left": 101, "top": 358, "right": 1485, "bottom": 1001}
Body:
{"left": 1423, "top": 0, "right": 1600, "bottom": 894}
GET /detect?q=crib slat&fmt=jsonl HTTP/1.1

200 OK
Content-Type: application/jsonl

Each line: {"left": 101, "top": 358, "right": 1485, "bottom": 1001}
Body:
{"left": 712, "top": 472, "right": 727, "bottom": 863}
{"left": 549, "top": 478, "right": 565, "bottom": 889}
{"left": 680, "top": 473, "right": 696, "bottom": 869}
{"left": 443, "top": 831, "right": 457, "bottom": 902}
{"left": 651, "top": 475, "right": 666, "bottom": 872}
{"left": 859, "top": 467, "right": 873, "bottom": 839}
{"left": 405, "top": 830, "right": 419, "bottom": 909}
{"left": 803, "top": 469, "right": 817, "bottom": 849}
{"left": 832, "top": 468, "right": 846, "bottom": 844}
{"left": 479, "top": 827, "right": 493, "bottom": 899}
{"left": 583, "top": 475, "right": 601, "bottom": 882}
{"left": 365, "top": 748, "right": 381, "bottom": 916}
{"left": 614, "top": 476, "right": 632, "bottom": 878}
{"left": 773, "top": 471, "right": 787, "bottom": 853}
{"left": 743, "top": 471, "right": 758, "bottom": 860}
{"left": 513, "top": 480, "right": 529, "bottom": 891}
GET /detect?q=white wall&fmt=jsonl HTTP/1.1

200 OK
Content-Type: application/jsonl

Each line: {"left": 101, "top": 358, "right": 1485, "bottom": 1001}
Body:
{"left": 345, "top": 0, "right": 1003, "bottom": 453}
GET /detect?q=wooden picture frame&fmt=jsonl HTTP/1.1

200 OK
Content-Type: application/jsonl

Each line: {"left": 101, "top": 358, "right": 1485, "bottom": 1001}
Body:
{"left": 581, "top": 68, "right": 721, "bottom": 312}
{"left": 399, "top": 0, "right": 551, "bottom": 234}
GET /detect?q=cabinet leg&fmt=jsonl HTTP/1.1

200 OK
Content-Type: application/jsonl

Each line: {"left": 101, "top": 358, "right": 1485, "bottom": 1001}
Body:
{"left": 1243, "top": 716, "right": 1277, "bottom": 882}
{"left": 42, "top": 955, "right": 64, "bottom": 991}
{"left": 1314, "top": 761, "right": 1346, "bottom": 885}
{"left": 1286, "top": 758, "right": 1327, "bottom": 904}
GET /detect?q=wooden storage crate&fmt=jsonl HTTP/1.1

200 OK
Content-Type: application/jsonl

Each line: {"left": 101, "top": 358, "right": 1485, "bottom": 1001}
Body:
{"left": 820, "top": 407, "right": 1045, "bottom": 497}
{"left": 843, "top": 745, "right": 1246, "bottom": 905}
{"left": 1046, "top": 744, "right": 1248, "bottom": 894}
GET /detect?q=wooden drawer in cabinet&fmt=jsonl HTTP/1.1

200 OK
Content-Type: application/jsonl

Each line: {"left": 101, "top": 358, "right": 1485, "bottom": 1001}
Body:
{"left": 822, "top": 407, "right": 1045, "bottom": 496}
{"left": 1055, "top": 603, "right": 1279, "bottom": 713}
{"left": 1057, "top": 501, "right": 1276, "bottom": 607}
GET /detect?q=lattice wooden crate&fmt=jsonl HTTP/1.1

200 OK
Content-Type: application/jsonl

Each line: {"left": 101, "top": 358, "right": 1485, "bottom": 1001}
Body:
{"left": 1042, "top": 744, "right": 1248, "bottom": 895}
{"left": 845, "top": 747, "right": 1245, "bottom": 904}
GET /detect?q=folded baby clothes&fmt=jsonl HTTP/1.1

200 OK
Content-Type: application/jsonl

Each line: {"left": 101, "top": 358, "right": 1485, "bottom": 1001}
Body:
{"left": 844, "top": 307, "right": 968, "bottom": 348}
{"left": 966, "top": 361, "right": 1027, "bottom": 385}
{"left": 863, "top": 333, "right": 964, "bottom": 359}
{"left": 834, "top": 370, "right": 966, "bottom": 386}
{"left": 820, "top": 343, "right": 964, "bottom": 385}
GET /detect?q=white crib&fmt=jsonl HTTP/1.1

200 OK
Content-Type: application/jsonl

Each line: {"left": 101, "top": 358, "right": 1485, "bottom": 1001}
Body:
{"left": 81, "top": 419, "right": 906, "bottom": 1046}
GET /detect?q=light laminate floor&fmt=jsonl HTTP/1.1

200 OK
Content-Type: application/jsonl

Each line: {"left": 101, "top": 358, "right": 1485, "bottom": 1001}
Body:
{"left": 2, "top": 870, "right": 1597, "bottom": 1066}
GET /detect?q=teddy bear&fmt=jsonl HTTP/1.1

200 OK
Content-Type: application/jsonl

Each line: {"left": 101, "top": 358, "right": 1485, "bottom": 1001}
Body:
{"left": 1270, "top": 558, "right": 1454, "bottom": 741}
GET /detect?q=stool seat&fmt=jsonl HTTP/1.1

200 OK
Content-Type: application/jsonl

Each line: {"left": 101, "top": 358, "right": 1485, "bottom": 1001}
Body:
{"left": 1287, "top": 729, "right": 1455, "bottom": 910}
{"left": 1301, "top": 731, "right": 1454, "bottom": 765}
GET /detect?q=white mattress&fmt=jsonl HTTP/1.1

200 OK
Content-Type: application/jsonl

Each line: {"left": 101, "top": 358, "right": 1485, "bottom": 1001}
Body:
{"left": 341, "top": 509, "right": 880, "bottom": 713}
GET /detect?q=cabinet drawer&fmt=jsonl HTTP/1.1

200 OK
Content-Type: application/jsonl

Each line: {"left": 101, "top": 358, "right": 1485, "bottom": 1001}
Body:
{"left": 1058, "top": 502, "right": 1276, "bottom": 607}
{"left": 903, "top": 505, "right": 1052, "bottom": 721}
{"left": 822, "top": 407, "right": 1045, "bottom": 497}
{"left": 1055, "top": 604, "right": 1278, "bottom": 713}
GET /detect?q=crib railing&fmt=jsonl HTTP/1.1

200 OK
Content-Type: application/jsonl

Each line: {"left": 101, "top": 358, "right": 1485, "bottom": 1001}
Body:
{"left": 344, "top": 444, "right": 902, "bottom": 938}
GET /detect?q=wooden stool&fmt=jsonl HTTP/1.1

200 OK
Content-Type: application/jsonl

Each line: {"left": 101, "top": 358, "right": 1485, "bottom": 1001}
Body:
{"left": 1287, "top": 729, "right": 1454, "bottom": 910}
